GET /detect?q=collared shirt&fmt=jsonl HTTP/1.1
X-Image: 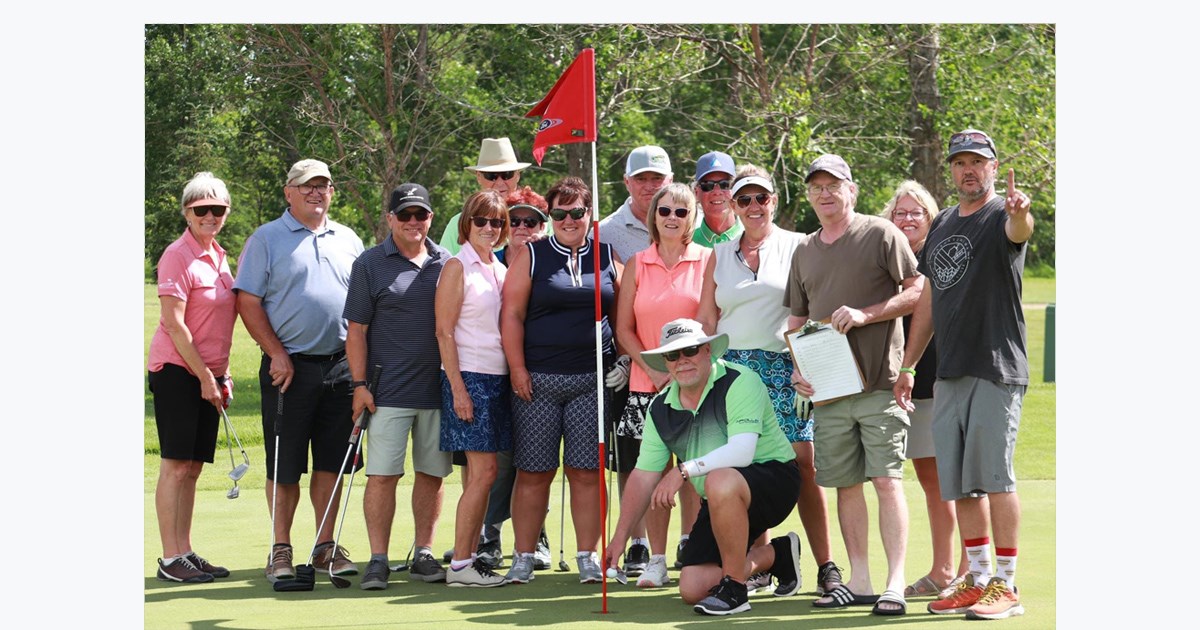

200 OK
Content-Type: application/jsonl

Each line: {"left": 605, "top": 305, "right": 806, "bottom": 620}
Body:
{"left": 635, "top": 359, "right": 795, "bottom": 498}
{"left": 233, "top": 209, "right": 364, "bottom": 355}
{"left": 450, "top": 243, "right": 508, "bottom": 375}
{"left": 628, "top": 243, "right": 712, "bottom": 391}
{"left": 148, "top": 229, "right": 237, "bottom": 374}
{"left": 693, "top": 216, "right": 744, "bottom": 249}
{"left": 598, "top": 198, "right": 651, "bottom": 263}
{"left": 343, "top": 236, "right": 449, "bottom": 408}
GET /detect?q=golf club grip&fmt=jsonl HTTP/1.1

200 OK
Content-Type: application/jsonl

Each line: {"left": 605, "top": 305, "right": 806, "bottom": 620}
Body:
{"left": 350, "top": 364, "right": 384, "bottom": 440}
{"left": 275, "top": 388, "right": 285, "bottom": 433}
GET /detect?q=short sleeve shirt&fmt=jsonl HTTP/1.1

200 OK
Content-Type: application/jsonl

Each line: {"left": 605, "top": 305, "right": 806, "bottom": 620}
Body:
{"left": 598, "top": 198, "right": 651, "bottom": 263}
{"left": 147, "top": 229, "right": 237, "bottom": 375}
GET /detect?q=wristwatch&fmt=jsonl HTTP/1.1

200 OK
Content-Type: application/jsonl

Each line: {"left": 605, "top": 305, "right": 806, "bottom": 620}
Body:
{"left": 350, "top": 380, "right": 368, "bottom": 390}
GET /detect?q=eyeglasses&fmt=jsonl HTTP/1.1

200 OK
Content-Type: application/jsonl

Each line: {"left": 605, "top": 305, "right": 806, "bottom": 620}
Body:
{"left": 891, "top": 210, "right": 925, "bottom": 220}
{"left": 657, "top": 206, "right": 690, "bottom": 218}
{"left": 482, "top": 171, "right": 516, "bottom": 182}
{"left": 549, "top": 207, "right": 588, "bottom": 221}
{"left": 734, "top": 193, "right": 771, "bottom": 209}
{"left": 511, "top": 216, "right": 542, "bottom": 228}
{"left": 807, "top": 181, "right": 844, "bottom": 196}
{"left": 392, "top": 208, "right": 431, "bottom": 222}
{"left": 191, "top": 205, "right": 227, "bottom": 217}
{"left": 949, "top": 131, "right": 995, "bottom": 150}
{"left": 291, "top": 183, "right": 333, "bottom": 195}
{"left": 697, "top": 179, "right": 732, "bottom": 192}
{"left": 662, "top": 344, "right": 704, "bottom": 362}
{"left": 471, "top": 216, "right": 505, "bottom": 229}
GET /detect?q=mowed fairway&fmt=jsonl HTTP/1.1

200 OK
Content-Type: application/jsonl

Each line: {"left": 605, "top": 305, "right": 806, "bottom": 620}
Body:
{"left": 145, "top": 279, "right": 1056, "bottom": 628}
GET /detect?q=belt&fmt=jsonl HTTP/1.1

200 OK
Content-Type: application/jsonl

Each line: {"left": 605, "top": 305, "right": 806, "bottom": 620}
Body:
{"left": 290, "top": 350, "right": 346, "bottom": 363}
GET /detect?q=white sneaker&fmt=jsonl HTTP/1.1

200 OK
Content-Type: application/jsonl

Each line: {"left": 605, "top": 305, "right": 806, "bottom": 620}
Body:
{"left": 447, "top": 559, "right": 507, "bottom": 588}
{"left": 636, "top": 555, "right": 670, "bottom": 588}
{"left": 577, "top": 552, "right": 602, "bottom": 584}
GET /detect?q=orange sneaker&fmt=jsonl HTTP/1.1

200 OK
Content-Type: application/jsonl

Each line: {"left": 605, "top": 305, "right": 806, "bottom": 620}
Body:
{"left": 927, "top": 573, "right": 985, "bottom": 615}
{"left": 965, "top": 577, "right": 1024, "bottom": 620}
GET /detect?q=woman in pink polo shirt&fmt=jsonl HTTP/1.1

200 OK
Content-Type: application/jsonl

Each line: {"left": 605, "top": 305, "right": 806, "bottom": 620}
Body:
{"left": 147, "top": 172, "right": 238, "bottom": 584}
{"left": 435, "top": 190, "right": 512, "bottom": 588}
{"left": 613, "top": 182, "right": 711, "bottom": 587}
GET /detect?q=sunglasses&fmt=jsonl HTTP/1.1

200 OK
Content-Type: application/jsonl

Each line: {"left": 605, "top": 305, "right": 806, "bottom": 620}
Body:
{"left": 662, "top": 344, "right": 704, "bottom": 362}
{"left": 191, "top": 205, "right": 228, "bottom": 217}
{"left": 657, "top": 206, "right": 690, "bottom": 218}
{"left": 392, "top": 208, "right": 431, "bottom": 222}
{"left": 697, "top": 179, "right": 732, "bottom": 192}
{"left": 482, "top": 171, "right": 516, "bottom": 182}
{"left": 734, "top": 193, "right": 771, "bottom": 209}
{"left": 471, "top": 216, "right": 505, "bottom": 229}
{"left": 949, "top": 131, "right": 996, "bottom": 151}
{"left": 549, "top": 207, "right": 588, "bottom": 221}
{"left": 511, "top": 216, "right": 542, "bottom": 228}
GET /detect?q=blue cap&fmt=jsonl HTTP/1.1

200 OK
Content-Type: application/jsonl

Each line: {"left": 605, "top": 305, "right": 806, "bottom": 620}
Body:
{"left": 694, "top": 151, "right": 736, "bottom": 181}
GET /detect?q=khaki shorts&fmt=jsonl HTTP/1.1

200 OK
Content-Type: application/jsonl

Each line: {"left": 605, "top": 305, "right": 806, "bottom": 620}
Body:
{"left": 365, "top": 407, "right": 452, "bottom": 478}
{"left": 812, "top": 390, "right": 909, "bottom": 488}
{"left": 931, "top": 377, "right": 1024, "bottom": 500}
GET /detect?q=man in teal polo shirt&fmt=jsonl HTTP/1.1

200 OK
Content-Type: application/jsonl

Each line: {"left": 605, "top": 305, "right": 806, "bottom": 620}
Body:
{"left": 690, "top": 151, "right": 743, "bottom": 248}
{"left": 604, "top": 319, "right": 803, "bottom": 616}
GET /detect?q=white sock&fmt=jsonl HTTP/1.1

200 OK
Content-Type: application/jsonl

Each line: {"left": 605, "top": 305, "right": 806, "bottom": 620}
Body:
{"left": 631, "top": 537, "right": 649, "bottom": 548}
{"left": 965, "top": 539, "right": 993, "bottom": 585}
{"left": 450, "top": 558, "right": 473, "bottom": 570}
{"left": 994, "top": 548, "right": 1018, "bottom": 589}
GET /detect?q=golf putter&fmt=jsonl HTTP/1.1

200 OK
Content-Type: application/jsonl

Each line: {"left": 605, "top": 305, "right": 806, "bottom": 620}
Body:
{"left": 267, "top": 389, "right": 295, "bottom": 587}
{"left": 221, "top": 407, "right": 240, "bottom": 499}
{"left": 221, "top": 405, "right": 251, "bottom": 481}
{"left": 328, "top": 365, "right": 382, "bottom": 588}
{"left": 390, "top": 542, "right": 415, "bottom": 573}
{"left": 556, "top": 473, "right": 569, "bottom": 571}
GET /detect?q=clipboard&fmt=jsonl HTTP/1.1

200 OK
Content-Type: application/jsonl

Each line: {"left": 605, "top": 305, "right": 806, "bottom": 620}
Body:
{"left": 784, "top": 320, "right": 866, "bottom": 406}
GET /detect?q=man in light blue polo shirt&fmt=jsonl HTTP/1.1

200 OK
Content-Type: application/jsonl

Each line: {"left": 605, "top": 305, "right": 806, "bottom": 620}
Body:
{"left": 234, "top": 158, "right": 365, "bottom": 584}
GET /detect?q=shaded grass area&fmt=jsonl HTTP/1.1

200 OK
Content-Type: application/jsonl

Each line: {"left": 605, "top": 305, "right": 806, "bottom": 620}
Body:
{"left": 145, "top": 478, "right": 1056, "bottom": 629}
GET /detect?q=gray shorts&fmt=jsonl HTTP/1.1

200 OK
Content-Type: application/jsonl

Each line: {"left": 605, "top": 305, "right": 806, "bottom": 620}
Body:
{"left": 906, "top": 397, "right": 936, "bottom": 460}
{"left": 365, "top": 407, "right": 452, "bottom": 478}
{"left": 931, "top": 376, "right": 1025, "bottom": 500}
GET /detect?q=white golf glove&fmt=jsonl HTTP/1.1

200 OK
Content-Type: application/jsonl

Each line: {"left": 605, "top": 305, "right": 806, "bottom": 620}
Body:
{"left": 605, "top": 355, "right": 631, "bottom": 390}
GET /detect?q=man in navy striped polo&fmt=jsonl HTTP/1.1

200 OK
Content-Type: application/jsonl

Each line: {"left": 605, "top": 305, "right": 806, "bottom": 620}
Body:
{"left": 344, "top": 183, "right": 453, "bottom": 590}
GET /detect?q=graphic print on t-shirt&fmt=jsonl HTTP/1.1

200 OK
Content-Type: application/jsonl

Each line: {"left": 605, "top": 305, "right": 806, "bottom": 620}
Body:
{"left": 928, "top": 234, "right": 972, "bottom": 290}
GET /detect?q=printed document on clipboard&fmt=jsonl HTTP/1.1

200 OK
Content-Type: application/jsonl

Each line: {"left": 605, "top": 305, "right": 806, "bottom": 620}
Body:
{"left": 784, "top": 321, "right": 865, "bottom": 406}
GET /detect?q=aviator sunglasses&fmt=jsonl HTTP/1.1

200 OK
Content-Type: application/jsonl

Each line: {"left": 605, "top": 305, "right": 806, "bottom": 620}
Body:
{"left": 471, "top": 216, "right": 506, "bottom": 229}
{"left": 657, "top": 206, "right": 690, "bottom": 218}
{"left": 191, "top": 205, "right": 228, "bottom": 217}
{"left": 662, "top": 344, "right": 704, "bottom": 362}
{"left": 734, "top": 193, "right": 771, "bottom": 209}
{"left": 549, "top": 207, "right": 588, "bottom": 221}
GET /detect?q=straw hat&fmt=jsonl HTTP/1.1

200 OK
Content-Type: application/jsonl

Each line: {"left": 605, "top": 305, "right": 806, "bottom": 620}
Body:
{"left": 465, "top": 138, "right": 531, "bottom": 173}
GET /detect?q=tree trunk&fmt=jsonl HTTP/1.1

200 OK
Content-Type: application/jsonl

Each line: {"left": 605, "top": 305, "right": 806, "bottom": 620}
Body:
{"left": 905, "top": 25, "right": 945, "bottom": 205}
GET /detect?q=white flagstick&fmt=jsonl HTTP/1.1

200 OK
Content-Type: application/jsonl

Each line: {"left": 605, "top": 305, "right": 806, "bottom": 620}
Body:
{"left": 590, "top": 139, "right": 610, "bottom": 612}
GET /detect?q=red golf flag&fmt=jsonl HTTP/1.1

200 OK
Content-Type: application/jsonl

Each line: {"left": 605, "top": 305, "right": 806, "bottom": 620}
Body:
{"left": 525, "top": 48, "right": 596, "bottom": 165}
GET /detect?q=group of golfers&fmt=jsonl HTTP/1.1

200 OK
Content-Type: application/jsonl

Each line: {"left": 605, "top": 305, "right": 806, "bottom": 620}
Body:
{"left": 149, "top": 128, "right": 1034, "bottom": 620}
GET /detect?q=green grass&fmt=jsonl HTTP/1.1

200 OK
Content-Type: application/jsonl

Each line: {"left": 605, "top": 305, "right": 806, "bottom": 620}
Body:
{"left": 145, "top": 275, "right": 1056, "bottom": 627}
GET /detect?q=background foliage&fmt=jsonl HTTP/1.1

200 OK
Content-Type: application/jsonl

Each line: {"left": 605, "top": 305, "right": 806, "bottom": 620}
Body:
{"left": 145, "top": 24, "right": 1055, "bottom": 275}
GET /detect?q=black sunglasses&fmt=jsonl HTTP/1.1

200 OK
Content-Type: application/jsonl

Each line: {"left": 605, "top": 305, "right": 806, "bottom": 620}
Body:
{"left": 482, "top": 171, "right": 516, "bottom": 182}
{"left": 657, "top": 206, "right": 690, "bottom": 218}
{"left": 549, "top": 207, "right": 588, "bottom": 221}
{"left": 392, "top": 208, "right": 431, "bottom": 222}
{"left": 697, "top": 179, "right": 732, "bottom": 192}
{"left": 191, "top": 205, "right": 228, "bottom": 217}
{"left": 735, "top": 193, "right": 771, "bottom": 209}
{"left": 662, "top": 344, "right": 704, "bottom": 362}
{"left": 511, "top": 216, "right": 542, "bottom": 228}
{"left": 471, "top": 216, "right": 505, "bottom": 229}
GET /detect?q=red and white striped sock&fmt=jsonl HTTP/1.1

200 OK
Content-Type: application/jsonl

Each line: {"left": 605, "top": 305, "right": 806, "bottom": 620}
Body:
{"left": 994, "top": 547, "right": 1018, "bottom": 590}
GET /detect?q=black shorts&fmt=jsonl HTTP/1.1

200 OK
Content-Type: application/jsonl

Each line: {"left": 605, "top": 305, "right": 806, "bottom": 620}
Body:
{"left": 606, "top": 432, "right": 643, "bottom": 473}
{"left": 680, "top": 459, "right": 801, "bottom": 568}
{"left": 149, "top": 363, "right": 221, "bottom": 462}
{"left": 260, "top": 353, "right": 358, "bottom": 484}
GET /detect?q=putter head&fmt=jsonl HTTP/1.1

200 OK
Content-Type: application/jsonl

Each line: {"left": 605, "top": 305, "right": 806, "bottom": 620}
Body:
{"left": 606, "top": 567, "right": 628, "bottom": 585}
{"left": 229, "top": 463, "right": 250, "bottom": 481}
{"left": 329, "top": 564, "right": 352, "bottom": 589}
{"left": 557, "top": 560, "right": 570, "bottom": 572}
{"left": 273, "top": 564, "right": 316, "bottom": 592}
{"left": 226, "top": 485, "right": 240, "bottom": 500}
{"left": 390, "top": 562, "right": 410, "bottom": 572}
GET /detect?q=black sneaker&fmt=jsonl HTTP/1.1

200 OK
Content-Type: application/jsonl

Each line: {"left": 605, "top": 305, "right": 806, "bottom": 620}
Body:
{"left": 361, "top": 558, "right": 391, "bottom": 590}
{"left": 816, "top": 560, "right": 843, "bottom": 595}
{"left": 408, "top": 552, "right": 447, "bottom": 582}
{"left": 157, "top": 556, "right": 214, "bottom": 584}
{"left": 186, "top": 552, "right": 229, "bottom": 578}
{"left": 769, "top": 532, "right": 802, "bottom": 597}
{"left": 623, "top": 542, "right": 650, "bottom": 577}
{"left": 694, "top": 576, "right": 750, "bottom": 616}
{"left": 674, "top": 538, "right": 687, "bottom": 569}
{"left": 476, "top": 539, "right": 503, "bottom": 570}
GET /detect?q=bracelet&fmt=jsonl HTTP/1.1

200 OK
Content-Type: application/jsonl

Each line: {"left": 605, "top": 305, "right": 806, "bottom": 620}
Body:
{"left": 898, "top": 367, "right": 916, "bottom": 376}
{"left": 350, "top": 380, "right": 368, "bottom": 389}
{"left": 678, "top": 461, "right": 689, "bottom": 480}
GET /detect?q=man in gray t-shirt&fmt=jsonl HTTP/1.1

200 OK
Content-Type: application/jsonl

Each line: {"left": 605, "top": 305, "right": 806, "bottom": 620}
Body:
{"left": 895, "top": 129, "right": 1034, "bottom": 620}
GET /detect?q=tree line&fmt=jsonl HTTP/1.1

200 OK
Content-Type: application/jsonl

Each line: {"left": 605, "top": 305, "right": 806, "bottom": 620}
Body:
{"left": 145, "top": 24, "right": 1055, "bottom": 277}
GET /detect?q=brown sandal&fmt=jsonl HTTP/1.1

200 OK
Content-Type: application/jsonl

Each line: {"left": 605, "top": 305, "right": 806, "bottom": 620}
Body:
{"left": 904, "top": 575, "right": 943, "bottom": 597}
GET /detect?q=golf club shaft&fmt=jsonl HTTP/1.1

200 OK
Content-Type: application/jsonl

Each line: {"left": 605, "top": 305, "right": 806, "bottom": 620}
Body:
{"left": 269, "top": 388, "right": 284, "bottom": 565}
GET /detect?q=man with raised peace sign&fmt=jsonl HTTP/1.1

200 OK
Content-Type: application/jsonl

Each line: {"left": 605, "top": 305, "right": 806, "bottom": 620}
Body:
{"left": 894, "top": 129, "right": 1033, "bottom": 621}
